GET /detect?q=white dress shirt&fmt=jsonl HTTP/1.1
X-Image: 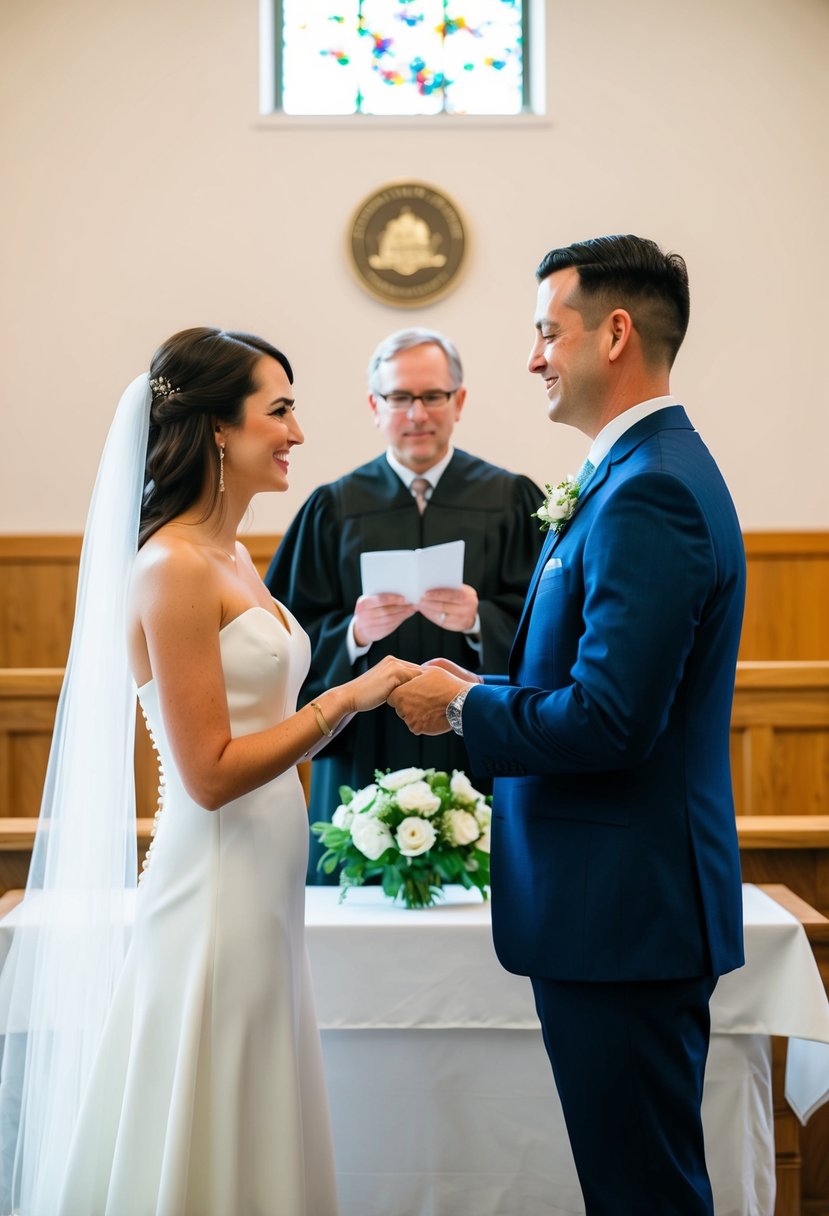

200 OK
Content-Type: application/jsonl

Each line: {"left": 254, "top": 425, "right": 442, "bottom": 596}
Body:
{"left": 586, "top": 395, "right": 682, "bottom": 473}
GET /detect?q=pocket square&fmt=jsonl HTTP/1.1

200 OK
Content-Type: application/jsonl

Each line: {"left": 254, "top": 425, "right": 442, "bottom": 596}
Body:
{"left": 542, "top": 557, "right": 563, "bottom": 573}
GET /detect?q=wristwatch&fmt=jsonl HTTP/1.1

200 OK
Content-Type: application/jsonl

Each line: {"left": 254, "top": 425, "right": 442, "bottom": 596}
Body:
{"left": 446, "top": 687, "right": 470, "bottom": 736}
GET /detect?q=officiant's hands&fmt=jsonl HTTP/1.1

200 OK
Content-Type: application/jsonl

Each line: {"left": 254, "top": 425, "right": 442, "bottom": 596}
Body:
{"left": 353, "top": 584, "right": 480, "bottom": 646}
{"left": 417, "top": 584, "right": 479, "bottom": 633}
{"left": 352, "top": 594, "right": 417, "bottom": 645}
{"left": 389, "top": 664, "right": 477, "bottom": 736}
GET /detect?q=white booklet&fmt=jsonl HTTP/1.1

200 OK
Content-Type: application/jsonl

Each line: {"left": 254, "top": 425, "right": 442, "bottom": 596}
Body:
{"left": 360, "top": 539, "right": 465, "bottom": 603}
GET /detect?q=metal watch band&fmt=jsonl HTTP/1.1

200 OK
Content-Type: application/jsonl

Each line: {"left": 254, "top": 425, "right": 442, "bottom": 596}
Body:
{"left": 446, "top": 687, "right": 470, "bottom": 736}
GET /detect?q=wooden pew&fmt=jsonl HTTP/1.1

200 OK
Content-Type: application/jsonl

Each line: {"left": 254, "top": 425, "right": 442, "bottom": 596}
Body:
{"left": 738, "top": 816, "right": 829, "bottom": 922}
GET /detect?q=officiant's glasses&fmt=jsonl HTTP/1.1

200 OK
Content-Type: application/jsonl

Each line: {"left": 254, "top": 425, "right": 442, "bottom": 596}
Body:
{"left": 376, "top": 390, "right": 458, "bottom": 411}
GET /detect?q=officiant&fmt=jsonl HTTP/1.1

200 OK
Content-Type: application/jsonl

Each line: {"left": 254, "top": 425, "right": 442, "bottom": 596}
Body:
{"left": 266, "top": 327, "right": 543, "bottom": 882}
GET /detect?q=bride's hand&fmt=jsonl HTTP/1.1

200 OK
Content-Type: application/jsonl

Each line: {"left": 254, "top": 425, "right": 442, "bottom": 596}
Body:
{"left": 423, "top": 657, "right": 483, "bottom": 683}
{"left": 343, "top": 656, "right": 422, "bottom": 713}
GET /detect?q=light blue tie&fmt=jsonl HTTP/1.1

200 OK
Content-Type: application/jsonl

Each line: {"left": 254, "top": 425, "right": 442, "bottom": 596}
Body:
{"left": 575, "top": 458, "right": 595, "bottom": 491}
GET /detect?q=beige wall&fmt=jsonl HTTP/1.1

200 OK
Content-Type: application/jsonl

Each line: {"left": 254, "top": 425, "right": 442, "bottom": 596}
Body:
{"left": 2, "top": 0, "right": 827, "bottom": 534}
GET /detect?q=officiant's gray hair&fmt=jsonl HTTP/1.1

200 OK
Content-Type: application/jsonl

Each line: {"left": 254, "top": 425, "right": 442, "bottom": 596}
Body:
{"left": 368, "top": 328, "right": 464, "bottom": 395}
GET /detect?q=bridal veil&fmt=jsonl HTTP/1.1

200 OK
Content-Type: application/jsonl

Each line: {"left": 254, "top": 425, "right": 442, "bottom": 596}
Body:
{"left": 0, "top": 374, "right": 150, "bottom": 1214}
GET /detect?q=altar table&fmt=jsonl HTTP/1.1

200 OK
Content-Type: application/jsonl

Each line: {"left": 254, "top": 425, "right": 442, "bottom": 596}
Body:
{"left": 305, "top": 884, "right": 829, "bottom": 1216}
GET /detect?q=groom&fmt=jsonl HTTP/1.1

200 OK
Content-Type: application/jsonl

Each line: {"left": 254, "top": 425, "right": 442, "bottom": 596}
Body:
{"left": 389, "top": 234, "right": 746, "bottom": 1215}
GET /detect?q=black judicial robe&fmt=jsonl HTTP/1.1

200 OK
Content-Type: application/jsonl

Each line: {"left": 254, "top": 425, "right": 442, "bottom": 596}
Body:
{"left": 265, "top": 449, "right": 544, "bottom": 879}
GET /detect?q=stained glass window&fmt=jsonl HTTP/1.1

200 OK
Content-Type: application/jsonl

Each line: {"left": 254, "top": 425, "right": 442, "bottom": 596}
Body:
{"left": 275, "top": 1, "right": 528, "bottom": 116}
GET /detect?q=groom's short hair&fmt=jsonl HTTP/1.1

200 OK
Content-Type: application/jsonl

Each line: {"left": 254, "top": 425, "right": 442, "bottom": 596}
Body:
{"left": 536, "top": 235, "right": 690, "bottom": 368}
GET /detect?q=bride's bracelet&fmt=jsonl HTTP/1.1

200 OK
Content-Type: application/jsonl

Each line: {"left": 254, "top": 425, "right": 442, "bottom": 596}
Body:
{"left": 309, "top": 700, "right": 333, "bottom": 738}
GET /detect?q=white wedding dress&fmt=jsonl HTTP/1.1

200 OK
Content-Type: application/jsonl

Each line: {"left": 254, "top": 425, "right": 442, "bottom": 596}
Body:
{"left": 56, "top": 604, "right": 338, "bottom": 1216}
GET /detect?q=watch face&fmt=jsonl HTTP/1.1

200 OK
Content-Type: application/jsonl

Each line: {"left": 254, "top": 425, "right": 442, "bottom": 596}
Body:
{"left": 446, "top": 691, "right": 465, "bottom": 734}
{"left": 348, "top": 181, "right": 467, "bottom": 308}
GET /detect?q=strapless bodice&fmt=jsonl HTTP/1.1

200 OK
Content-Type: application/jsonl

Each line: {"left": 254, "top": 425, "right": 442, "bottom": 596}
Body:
{"left": 137, "top": 603, "right": 311, "bottom": 750}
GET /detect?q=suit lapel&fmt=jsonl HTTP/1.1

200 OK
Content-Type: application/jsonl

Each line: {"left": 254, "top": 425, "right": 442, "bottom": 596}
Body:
{"left": 508, "top": 407, "right": 694, "bottom": 672}
{"left": 509, "top": 457, "right": 612, "bottom": 661}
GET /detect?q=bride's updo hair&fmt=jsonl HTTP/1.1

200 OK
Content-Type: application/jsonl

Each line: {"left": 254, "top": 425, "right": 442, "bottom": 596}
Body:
{"left": 139, "top": 326, "right": 293, "bottom": 548}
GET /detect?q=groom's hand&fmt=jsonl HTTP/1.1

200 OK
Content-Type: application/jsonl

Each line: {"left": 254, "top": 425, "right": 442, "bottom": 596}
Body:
{"left": 388, "top": 667, "right": 471, "bottom": 736}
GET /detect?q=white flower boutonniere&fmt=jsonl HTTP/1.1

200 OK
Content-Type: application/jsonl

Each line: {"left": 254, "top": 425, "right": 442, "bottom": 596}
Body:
{"left": 532, "top": 476, "right": 580, "bottom": 534}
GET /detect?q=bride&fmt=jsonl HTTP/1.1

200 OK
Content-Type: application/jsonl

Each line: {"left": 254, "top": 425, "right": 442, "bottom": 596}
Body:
{"left": 0, "top": 327, "right": 418, "bottom": 1215}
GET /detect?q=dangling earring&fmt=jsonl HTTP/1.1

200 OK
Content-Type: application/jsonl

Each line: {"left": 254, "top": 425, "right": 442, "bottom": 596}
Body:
{"left": 219, "top": 445, "right": 225, "bottom": 493}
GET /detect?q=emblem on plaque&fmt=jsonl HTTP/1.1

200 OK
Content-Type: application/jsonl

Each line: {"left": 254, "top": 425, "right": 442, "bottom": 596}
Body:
{"left": 348, "top": 182, "right": 467, "bottom": 307}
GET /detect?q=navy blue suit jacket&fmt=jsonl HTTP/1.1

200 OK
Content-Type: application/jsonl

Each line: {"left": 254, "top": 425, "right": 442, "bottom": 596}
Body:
{"left": 463, "top": 407, "right": 746, "bottom": 983}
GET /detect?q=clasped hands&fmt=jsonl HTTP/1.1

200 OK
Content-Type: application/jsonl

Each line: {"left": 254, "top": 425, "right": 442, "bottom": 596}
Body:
{"left": 352, "top": 584, "right": 479, "bottom": 647}
{"left": 388, "top": 658, "right": 482, "bottom": 737}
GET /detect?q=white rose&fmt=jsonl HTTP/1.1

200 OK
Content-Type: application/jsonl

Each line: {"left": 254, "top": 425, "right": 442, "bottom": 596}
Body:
{"left": 476, "top": 825, "right": 491, "bottom": 854}
{"left": 541, "top": 497, "right": 569, "bottom": 522}
{"left": 378, "top": 767, "right": 426, "bottom": 792}
{"left": 395, "top": 780, "right": 442, "bottom": 817}
{"left": 350, "top": 816, "right": 394, "bottom": 861}
{"left": 332, "top": 804, "right": 354, "bottom": 830}
{"left": 444, "top": 809, "right": 481, "bottom": 847}
{"left": 349, "top": 783, "right": 379, "bottom": 814}
{"left": 450, "top": 770, "right": 480, "bottom": 806}
{"left": 396, "top": 816, "right": 437, "bottom": 857}
{"left": 474, "top": 802, "right": 491, "bottom": 828}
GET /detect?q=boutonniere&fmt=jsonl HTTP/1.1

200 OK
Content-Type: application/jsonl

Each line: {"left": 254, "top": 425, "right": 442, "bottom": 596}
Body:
{"left": 532, "top": 476, "right": 580, "bottom": 534}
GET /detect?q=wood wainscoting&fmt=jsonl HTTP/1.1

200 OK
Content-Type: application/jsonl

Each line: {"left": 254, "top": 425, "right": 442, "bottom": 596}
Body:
{"left": 740, "top": 533, "right": 829, "bottom": 661}
{"left": 2, "top": 532, "right": 829, "bottom": 667}
{"left": 0, "top": 534, "right": 285, "bottom": 668}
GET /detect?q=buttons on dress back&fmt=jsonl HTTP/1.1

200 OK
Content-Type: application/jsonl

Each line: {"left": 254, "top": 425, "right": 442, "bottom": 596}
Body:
{"left": 139, "top": 704, "right": 166, "bottom": 884}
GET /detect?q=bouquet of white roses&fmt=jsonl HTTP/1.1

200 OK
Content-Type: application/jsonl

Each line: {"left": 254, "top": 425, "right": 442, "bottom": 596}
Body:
{"left": 311, "top": 767, "right": 491, "bottom": 909}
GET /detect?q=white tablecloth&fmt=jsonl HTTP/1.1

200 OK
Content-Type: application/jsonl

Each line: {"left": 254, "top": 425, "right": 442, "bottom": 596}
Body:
{"left": 305, "top": 883, "right": 829, "bottom": 1216}
{"left": 2, "top": 884, "right": 827, "bottom": 1215}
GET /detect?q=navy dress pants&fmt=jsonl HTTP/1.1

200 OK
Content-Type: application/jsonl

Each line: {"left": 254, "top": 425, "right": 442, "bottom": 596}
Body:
{"left": 531, "top": 974, "right": 718, "bottom": 1216}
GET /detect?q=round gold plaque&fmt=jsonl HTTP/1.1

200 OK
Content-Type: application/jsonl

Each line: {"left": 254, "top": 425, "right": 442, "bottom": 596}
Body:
{"left": 348, "top": 181, "right": 467, "bottom": 308}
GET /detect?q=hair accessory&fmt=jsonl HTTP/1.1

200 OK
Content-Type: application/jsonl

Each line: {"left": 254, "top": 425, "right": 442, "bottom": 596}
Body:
{"left": 310, "top": 700, "right": 333, "bottom": 738}
{"left": 218, "top": 446, "right": 225, "bottom": 493}
{"left": 148, "top": 376, "right": 181, "bottom": 401}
